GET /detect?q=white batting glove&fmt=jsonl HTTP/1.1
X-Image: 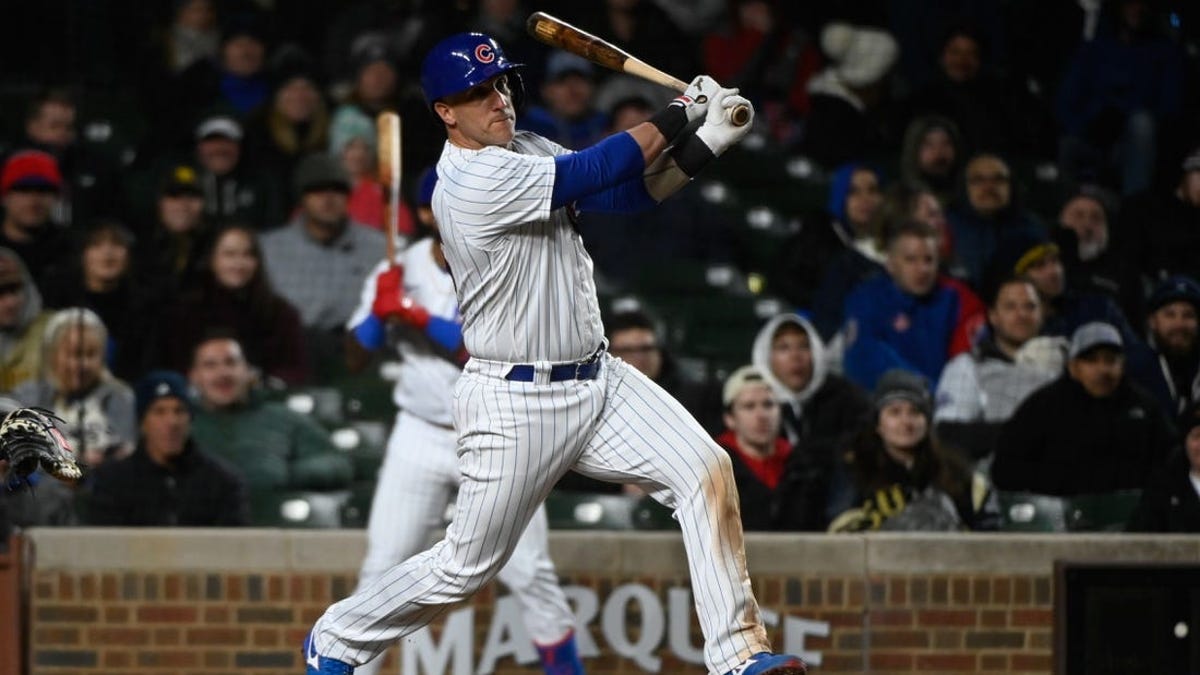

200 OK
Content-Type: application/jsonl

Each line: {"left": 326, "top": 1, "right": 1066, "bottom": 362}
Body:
{"left": 694, "top": 89, "right": 755, "bottom": 156}
{"left": 672, "top": 75, "right": 723, "bottom": 123}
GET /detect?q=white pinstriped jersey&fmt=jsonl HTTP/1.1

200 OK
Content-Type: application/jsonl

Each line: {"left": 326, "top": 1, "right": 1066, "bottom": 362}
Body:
{"left": 347, "top": 238, "right": 462, "bottom": 427}
{"left": 433, "top": 132, "right": 605, "bottom": 363}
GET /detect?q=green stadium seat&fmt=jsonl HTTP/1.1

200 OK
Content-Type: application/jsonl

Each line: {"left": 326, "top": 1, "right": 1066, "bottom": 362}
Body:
{"left": 1064, "top": 490, "right": 1142, "bottom": 532}
{"left": 997, "top": 491, "right": 1069, "bottom": 532}
{"left": 544, "top": 491, "right": 636, "bottom": 530}
{"left": 248, "top": 489, "right": 350, "bottom": 528}
{"left": 339, "top": 480, "right": 378, "bottom": 529}
{"left": 631, "top": 495, "right": 678, "bottom": 531}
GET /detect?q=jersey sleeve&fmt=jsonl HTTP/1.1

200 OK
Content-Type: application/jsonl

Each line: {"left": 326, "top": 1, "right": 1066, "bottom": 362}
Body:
{"left": 441, "top": 145, "right": 557, "bottom": 236}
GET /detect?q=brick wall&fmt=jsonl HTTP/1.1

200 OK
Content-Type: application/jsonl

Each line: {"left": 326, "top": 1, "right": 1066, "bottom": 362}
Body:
{"left": 21, "top": 531, "right": 1200, "bottom": 675}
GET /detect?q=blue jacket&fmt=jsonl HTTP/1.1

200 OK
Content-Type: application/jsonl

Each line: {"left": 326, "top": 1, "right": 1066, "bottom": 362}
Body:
{"left": 843, "top": 275, "right": 974, "bottom": 390}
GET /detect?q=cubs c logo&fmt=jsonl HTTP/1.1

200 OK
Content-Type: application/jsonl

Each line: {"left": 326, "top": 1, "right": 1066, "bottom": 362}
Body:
{"left": 475, "top": 44, "right": 495, "bottom": 63}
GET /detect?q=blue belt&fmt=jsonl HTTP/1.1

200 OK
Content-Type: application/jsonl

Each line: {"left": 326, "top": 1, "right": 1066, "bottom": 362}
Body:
{"left": 505, "top": 359, "right": 602, "bottom": 382}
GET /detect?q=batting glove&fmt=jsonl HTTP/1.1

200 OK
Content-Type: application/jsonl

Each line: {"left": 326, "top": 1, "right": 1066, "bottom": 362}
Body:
{"left": 675, "top": 75, "right": 722, "bottom": 123}
{"left": 372, "top": 267, "right": 431, "bottom": 329}
{"left": 694, "top": 89, "right": 755, "bottom": 157}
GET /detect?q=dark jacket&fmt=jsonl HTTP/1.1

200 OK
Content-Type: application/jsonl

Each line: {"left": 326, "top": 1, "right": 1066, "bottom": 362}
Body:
{"left": 718, "top": 432, "right": 821, "bottom": 531}
{"left": 86, "top": 440, "right": 248, "bottom": 526}
{"left": 1127, "top": 450, "right": 1200, "bottom": 533}
{"left": 1126, "top": 340, "right": 1200, "bottom": 419}
{"left": 993, "top": 375, "right": 1174, "bottom": 496}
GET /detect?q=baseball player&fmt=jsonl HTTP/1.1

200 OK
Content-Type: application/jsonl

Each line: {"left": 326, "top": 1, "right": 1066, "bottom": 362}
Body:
{"left": 305, "top": 32, "right": 807, "bottom": 675}
{"left": 344, "top": 168, "right": 584, "bottom": 675}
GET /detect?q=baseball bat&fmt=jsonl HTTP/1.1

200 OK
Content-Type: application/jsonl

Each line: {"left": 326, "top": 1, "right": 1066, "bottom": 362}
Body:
{"left": 376, "top": 111, "right": 402, "bottom": 267}
{"left": 526, "top": 11, "right": 750, "bottom": 127}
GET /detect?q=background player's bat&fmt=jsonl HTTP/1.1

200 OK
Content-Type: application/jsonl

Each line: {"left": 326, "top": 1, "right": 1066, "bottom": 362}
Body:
{"left": 376, "top": 111, "right": 402, "bottom": 267}
{"left": 526, "top": 11, "right": 750, "bottom": 127}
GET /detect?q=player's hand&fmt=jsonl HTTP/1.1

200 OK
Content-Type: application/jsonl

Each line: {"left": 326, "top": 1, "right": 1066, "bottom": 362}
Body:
{"left": 673, "top": 75, "right": 722, "bottom": 123}
{"left": 372, "top": 267, "right": 432, "bottom": 329}
{"left": 693, "top": 89, "right": 755, "bottom": 156}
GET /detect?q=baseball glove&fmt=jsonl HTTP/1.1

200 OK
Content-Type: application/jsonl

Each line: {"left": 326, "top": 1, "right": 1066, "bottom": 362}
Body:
{"left": 0, "top": 407, "right": 82, "bottom": 483}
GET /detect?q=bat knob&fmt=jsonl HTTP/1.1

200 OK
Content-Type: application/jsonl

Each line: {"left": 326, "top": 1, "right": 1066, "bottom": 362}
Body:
{"left": 730, "top": 104, "right": 750, "bottom": 127}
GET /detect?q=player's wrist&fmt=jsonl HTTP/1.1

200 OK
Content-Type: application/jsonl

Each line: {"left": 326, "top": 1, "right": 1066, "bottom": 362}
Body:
{"left": 673, "top": 132, "right": 717, "bottom": 177}
{"left": 649, "top": 104, "right": 688, "bottom": 142}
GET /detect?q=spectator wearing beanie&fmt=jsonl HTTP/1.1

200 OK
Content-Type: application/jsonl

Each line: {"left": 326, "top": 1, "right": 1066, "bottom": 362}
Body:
{"left": 84, "top": 370, "right": 248, "bottom": 526}
{"left": 1126, "top": 276, "right": 1200, "bottom": 417}
{"left": 993, "top": 322, "right": 1173, "bottom": 497}
{"left": 801, "top": 22, "right": 899, "bottom": 167}
{"left": 0, "top": 150, "right": 70, "bottom": 285}
{"left": 1128, "top": 401, "right": 1200, "bottom": 532}
{"left": 327, "top": 105, "right": 415, "bottom": 236}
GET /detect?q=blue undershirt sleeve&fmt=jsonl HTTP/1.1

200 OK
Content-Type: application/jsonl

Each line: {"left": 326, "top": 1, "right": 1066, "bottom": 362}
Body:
{"left": 425, "top": 316, "right": 464, "bottom": 353}
{"left": 352, "top": 315, "right": 386, "bottom": 350}
{"left": 550, "top": 131, "right": 645, "bottom": 210}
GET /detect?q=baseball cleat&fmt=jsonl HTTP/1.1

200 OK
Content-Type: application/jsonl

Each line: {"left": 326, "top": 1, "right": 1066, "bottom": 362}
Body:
{"left": 303, "top": 630, "right": 354, "bottom": 674}
{"left": 723, "top": 651, "right": 808, "bottom": 675}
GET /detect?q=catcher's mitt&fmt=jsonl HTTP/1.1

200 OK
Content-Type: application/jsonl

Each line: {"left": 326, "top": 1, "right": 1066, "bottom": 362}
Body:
{"left": 0, "top": 407, "right": 82, "bottom": 483}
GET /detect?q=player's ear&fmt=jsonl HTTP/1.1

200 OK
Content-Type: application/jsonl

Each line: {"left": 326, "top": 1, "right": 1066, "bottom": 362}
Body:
{"left": 433, "top": 102, "right": 456, "bottom": 127}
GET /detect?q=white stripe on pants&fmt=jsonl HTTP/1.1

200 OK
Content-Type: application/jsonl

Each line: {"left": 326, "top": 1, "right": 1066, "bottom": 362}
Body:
{"left": 352, "top": 411, "right": 576, "bottom": 675}
{"left": 314, "top": 353, "right": 769, "bottom": 674}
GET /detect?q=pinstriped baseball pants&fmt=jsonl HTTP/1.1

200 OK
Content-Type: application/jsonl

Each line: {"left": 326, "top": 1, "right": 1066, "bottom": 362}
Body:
{"left": 313, "top": 352, "right": 770, "bottom": 674}
{"left": 352, "top": 410, "right": 576, "bottom": 675}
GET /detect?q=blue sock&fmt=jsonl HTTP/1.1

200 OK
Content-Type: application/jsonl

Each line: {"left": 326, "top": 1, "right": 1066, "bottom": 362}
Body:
{"left": 535, "top": 630, "right": 585, "bottom": 675}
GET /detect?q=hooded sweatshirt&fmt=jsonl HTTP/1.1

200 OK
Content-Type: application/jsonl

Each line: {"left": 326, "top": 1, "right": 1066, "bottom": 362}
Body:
{"left": 0, "top": 248, "right": 52, "bottom": 392}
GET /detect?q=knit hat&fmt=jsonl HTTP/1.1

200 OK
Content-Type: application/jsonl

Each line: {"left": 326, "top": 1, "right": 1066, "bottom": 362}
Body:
{"left": 820, "top": 23, "right": 898, "bottom": 87}
{"left": 294, "top": 152, "right": 351, "bottom": 195}
{"left": 722, "top": 365, "right": 771, "bottom": 407}
{"left": 993, "top": 229, "right": 1060, "bottom": 277}
{"left": 872, "top": 369, "right": 931, "bottom": 417}
{"left": 1, "top": 150, "right": 63, "bottom": 195}
{"left": 328, "top": 106, "right": 376, "bottom": 157}
{"left": 545, "top": 51, "right": 594, "bottom": 81}
{"left": 134, "top": 370, "right": 195, "bottom": 420}
{"left": 1146, "top": 275, "right": 1200, "bottom": 315}
{"left": 1068, "top": 322, "right": 1123, "bottom": 359}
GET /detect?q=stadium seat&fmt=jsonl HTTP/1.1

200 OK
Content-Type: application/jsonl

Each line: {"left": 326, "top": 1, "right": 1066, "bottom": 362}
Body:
{"left": 1064, "top": 490, "right": 1142, "bottom": 532}
{"left": 997, "top": 491, "right": 1069, "bottom": 532}
{"left": 544, "top": 491, "right": 636, "bottom": 530}
{"left": 631, "top": 495, "right": 678, "bottom": 531}
{"left": 248, "top": 489, "right": 350, "bottom": 528}
{"left": 339, "top": 480, "right": 378, "bottom": 529}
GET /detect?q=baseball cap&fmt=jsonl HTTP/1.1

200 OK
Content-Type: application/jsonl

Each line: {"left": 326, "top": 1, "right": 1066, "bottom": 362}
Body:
{"left": 195, "top": 115, "right": 243, "bottom": 142}
{"left": 1147, "top": 275, "right": 1200, "bottom": 314}
{"left": 1068, "top": 322, "right": 1123, "bottom": 359}
{"left": 545, "top": 51, "right": 593, "bottom": 81}
{"left": 160, "top": 164, "right": 204, "bottom": 197}
{"left": 872, "top": 369, "right": 931, "bottom": 416}
{"left": 293, "top": 152, "right": 351, "bottom": 195}
{"left": 1, "top": 150, "right": 63, "bottom": 195}
{"left": 722, "top": 365, "right": 770, "bottom": 407}
{"left": 134, "top": 370, "right": 195, "bottom": 420}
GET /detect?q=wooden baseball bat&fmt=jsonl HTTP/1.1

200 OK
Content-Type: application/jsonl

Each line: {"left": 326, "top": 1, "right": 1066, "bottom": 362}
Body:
{"left": 526, "top": 11, "right": 750, "bottom": 127}
{"left": 376, "top": 111, "right": 402, "bottom": 267}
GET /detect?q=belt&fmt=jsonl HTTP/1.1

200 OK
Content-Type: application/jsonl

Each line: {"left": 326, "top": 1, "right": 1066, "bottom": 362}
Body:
{"left": 505, "top": 356, "right": 603, "bottom": 382}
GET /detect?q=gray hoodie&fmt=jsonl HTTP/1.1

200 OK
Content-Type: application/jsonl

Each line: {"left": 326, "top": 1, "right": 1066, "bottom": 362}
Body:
{"left": 751, "top": 313, "right": 829, "bottom": 419}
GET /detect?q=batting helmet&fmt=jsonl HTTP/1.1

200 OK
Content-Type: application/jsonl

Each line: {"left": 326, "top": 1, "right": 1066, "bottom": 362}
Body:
{"left": 420, "top": 32, "right": 524, "bottom": 109}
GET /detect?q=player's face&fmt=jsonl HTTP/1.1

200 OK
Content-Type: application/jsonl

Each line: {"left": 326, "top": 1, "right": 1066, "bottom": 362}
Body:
{"left": 769, "top": 326, "right": 813, "bottom": 392}
{"left": 211, "top": 228, "right": 258, "bottom": 290}
{"left": 886, "top": 234, "right": 938, "bottom": 296}
{"left": 988, "top": 281, "right": 1042, "bottom": 349}
{"left": 141, "top": 398, "right": 191, "bottom": 458}
{"left": 52, "top": 325, "right": 104, "bottom": 395}
{"left": 1024, "top": 251, "right": 1065, "bottom": 300}
{"left": 436, "top": 74, "right": 517, "bottom": 149}
{"left": 876, "top": 400, "right": 928, "bottom": 454}
{"left": 191, "top": 338, "right": 252, "bottom": 408}
{"left": 609, "top": 327, "right": 662, "bottom": 379}
{"left": 723, "top": 383, "right": 780, "bottom": 451}
{"left": 1148, "top": 301, "right": 1198, "bottom": 356}
{"left": 1068, "top": 347, "right": 1124, "bottom": 398}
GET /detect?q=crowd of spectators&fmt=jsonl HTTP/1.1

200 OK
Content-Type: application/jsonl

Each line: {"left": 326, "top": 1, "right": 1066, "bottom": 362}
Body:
{"left": 2, "top": 0, "right": 1199, "bottom": 534}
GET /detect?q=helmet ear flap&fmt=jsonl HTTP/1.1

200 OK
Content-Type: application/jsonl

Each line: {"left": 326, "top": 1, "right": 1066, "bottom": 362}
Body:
{"left": 507, "top": 70, "right": 527, "bottom": 111}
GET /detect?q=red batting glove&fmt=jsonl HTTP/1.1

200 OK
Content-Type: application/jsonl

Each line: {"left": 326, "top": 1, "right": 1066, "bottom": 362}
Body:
{"left": 371, "top": 267, "right": 431, "bottom": 329}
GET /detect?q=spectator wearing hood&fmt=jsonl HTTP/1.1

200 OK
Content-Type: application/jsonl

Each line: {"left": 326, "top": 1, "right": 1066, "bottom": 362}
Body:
{"left": 934, "top": 277, "right": 1063, "bottom": 465}
{"left": 1056, "top": 183, "right": 1143, "bottom": 324}
{"left": 1128, "top": 401, "right": 1200, "bottom": 532}
{"left": 1126, "top": 276, "right": 1200, "bottom": 417}
{"left": 993, "top": 322, "right": 1173, "bottom": 496}
{"left": 0, "top": 249, "right": 53, "bottom": 393}
{"left": 945, "top": 152, "right": 1046, "bottom": 287}
{"left": 800, "top": 22, "right": 900, "bottom": 168}
{"left": 750, "top": 313, "right": 871, "bottom": 516}
{"left": 898, "top": 114, "right": 964, "bottom": 205}
{"left": 842, "top": 220, "right": 985, "bottom": 391}
{"left": 772, "top": 161, "right": 884, "bottom": 314}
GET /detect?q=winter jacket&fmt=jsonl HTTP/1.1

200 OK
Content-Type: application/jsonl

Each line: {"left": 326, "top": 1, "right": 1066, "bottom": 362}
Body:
{"left": 1127, "top": 451, "right": 1200, "bottom": 533}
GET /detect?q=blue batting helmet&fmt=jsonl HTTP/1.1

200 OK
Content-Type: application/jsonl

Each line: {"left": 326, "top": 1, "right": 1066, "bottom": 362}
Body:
{"left": 420, "top": 33, "right": 523, "bottom": 108}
